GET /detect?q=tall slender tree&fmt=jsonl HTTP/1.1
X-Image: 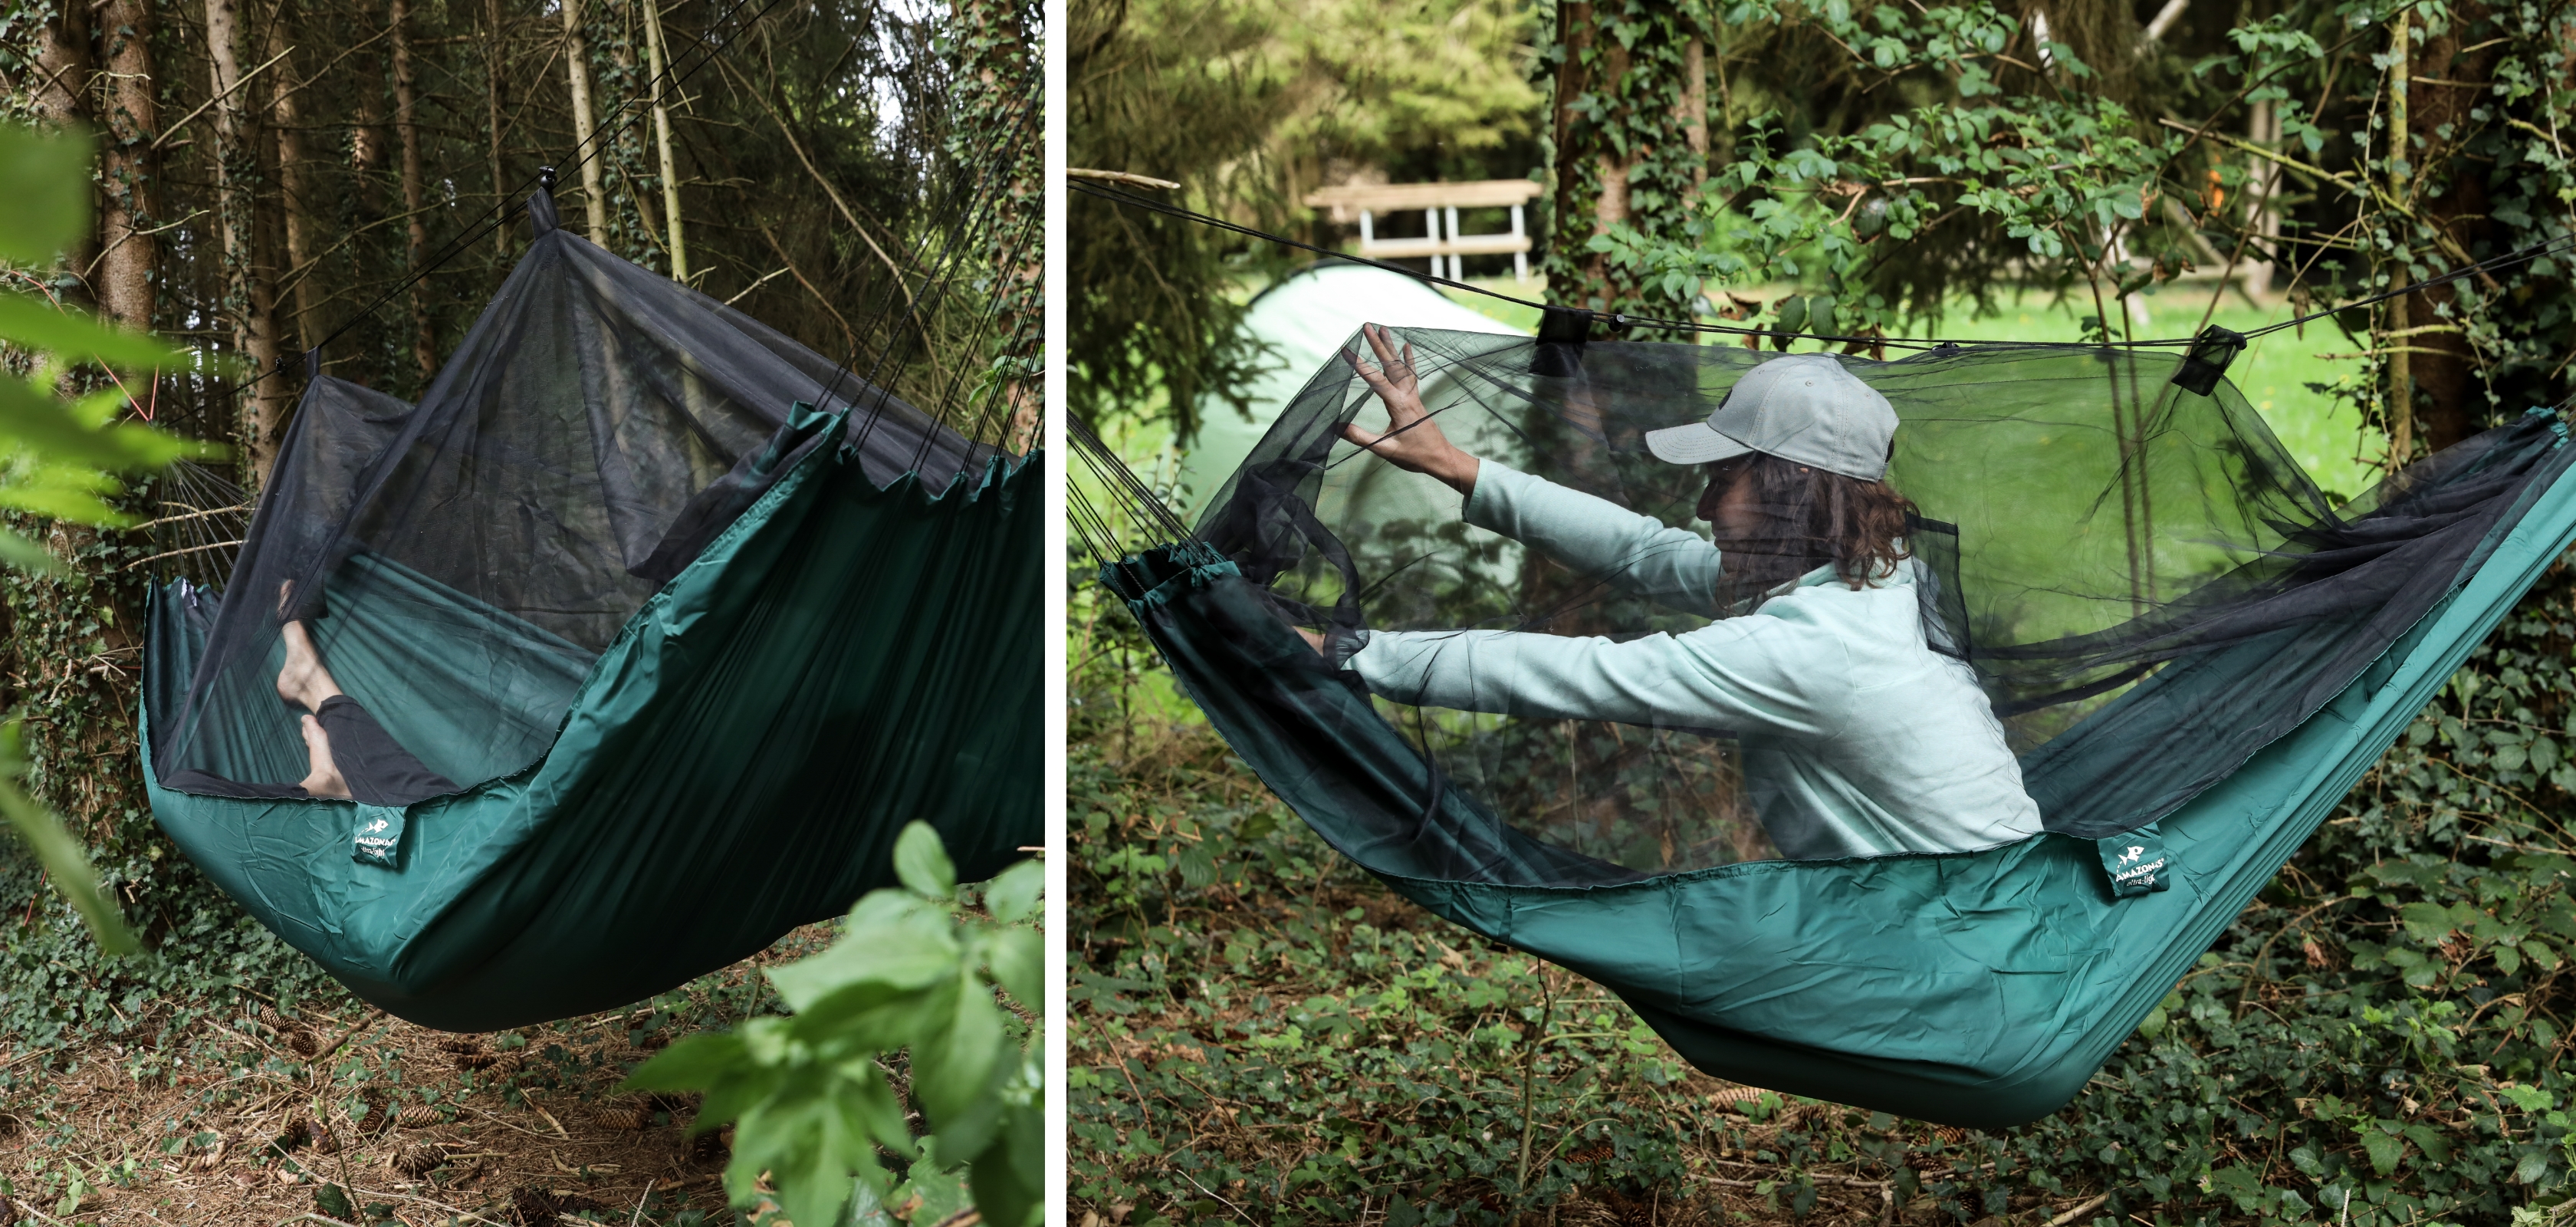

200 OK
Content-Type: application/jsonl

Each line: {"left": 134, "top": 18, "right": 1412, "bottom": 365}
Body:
{"left": 642, "top": 0, "right": 686, "bottom": 281}
{"left": 206, "top": 0, "right": 285, "bottom": 475}
{"left": 268, "top": 2, "right": 319, "bottom": 350}
{"left": 390, "top": 0, "right": 433, "bottom": 386}
{"left": 1540, "top": 0, "right": 1711, "bottom": 321}
{"left": 94, "top": 0, "right": 159, "bottom": 331}
{"left": 561, "top": 0, "right": 609, "bottom": 244}
{"left": 32, "top": 0, "right": 97, "bottom": 303}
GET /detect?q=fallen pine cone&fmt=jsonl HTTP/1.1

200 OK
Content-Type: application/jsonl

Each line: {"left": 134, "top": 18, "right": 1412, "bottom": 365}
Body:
{"left": 392, "top": 1143, "right": 444, "bottom": 1177}
{"left": 589, "top": 1106, "right": 644, "bottom": 1132}
{"left": 396, "top": 1104, "right": 444, "bottom": 1130}
{"left": 436, "top": 1035, "right": 483, "bottom": 1054}
{"left": 454, "top": 1051, "right": 498, "bottom": 1070}
{"left": 190, "top": 1138, "right": 229, "bottom": 1170}
{"left": 273, "top": 1117, "right": 317, "bottom": 1150}
{"left": 356, "top": 1090, "right": 392, "bottom": 1133}
{"left": 309, "top": 1126, "right": 343, "bottom": 1155}
{"left": 1708, "top": 1084, "right": 1765, "bottom": 1110}
{"left": 284, "top": 1027, "right": 320, "bottom": 1057}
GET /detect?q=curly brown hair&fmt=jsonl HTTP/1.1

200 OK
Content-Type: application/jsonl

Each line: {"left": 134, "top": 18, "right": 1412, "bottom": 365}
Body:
{"left": 1706, "top": 453, "right": 1918, "bottom": 597}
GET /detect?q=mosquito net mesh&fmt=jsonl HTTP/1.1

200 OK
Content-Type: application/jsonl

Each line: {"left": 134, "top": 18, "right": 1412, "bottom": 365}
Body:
{"left": 152, "top": 190, "right": 1004, "bottom": 801}
{"left": 1178, "top": 323, "right": 2570, "bottom": 879}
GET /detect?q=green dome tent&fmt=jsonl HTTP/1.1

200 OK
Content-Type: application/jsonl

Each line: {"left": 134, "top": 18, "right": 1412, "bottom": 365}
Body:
{"left": 1176, "top": 261, "right": 1524, "bottom": 514}
{"left": 143, "top": 190, "right": 1040, "bottom": 1031}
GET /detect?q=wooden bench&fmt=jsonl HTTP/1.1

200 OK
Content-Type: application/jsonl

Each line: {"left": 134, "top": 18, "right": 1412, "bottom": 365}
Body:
{"left": 1303, "top": 179, "right": 1544, "bottom": 281}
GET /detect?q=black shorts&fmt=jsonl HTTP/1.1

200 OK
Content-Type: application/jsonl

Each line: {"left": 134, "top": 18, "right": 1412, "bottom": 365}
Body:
{"left": 161, "top": 696, "right": 460, "bottom": 807}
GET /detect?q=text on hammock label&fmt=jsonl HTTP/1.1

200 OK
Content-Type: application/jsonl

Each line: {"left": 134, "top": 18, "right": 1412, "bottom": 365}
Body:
{"left": 2098, "top": 826, "right": 2172, "bottom": 898}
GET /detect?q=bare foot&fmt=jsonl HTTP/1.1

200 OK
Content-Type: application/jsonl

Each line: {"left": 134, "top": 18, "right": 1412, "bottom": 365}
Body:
{"left": 277, "top": 620, "right": 346, "bottom": 712}
{"left": 297, "top": 714, "right": 350, "bottom": 799}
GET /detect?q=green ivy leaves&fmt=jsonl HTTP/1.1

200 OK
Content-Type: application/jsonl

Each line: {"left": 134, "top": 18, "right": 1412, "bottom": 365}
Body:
{"left": 626, "top": 823, "right": 1044, "bottom": 1227}
{"left": 0, "top": 121, "right": 227, "bottom": 959}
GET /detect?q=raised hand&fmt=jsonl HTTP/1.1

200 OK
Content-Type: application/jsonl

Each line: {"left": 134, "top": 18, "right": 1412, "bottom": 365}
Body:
{"left": 1340, "top": 324, "right": 1479, "bottom": 495}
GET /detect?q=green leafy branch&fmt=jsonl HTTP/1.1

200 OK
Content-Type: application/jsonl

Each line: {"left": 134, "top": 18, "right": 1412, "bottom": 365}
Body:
{"left": 627, "top": 822, "right": 1046, "bottom": 1227}
{"left": 0, "top": 120, "right": 231, "bottom": 956}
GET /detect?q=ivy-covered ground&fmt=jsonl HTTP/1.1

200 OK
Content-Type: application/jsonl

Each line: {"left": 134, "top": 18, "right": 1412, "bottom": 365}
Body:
{"left": 1068, "top": 561, "right": 2576, "bottom": 1226}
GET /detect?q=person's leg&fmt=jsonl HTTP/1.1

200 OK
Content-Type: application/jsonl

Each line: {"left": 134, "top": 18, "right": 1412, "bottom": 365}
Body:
{"left": 277, "top": 618, "right": 344, "bottom": 711}
{"left": 311, "top": 696, "right": 458, "bottom": 804}
{"left": 275, "top": 616, "right": 458, "bottom": 804}
{"left": 297, "top": 714, "right": 352, "bottom": 799}
{"left": 278, "top": 617, "right": 355, "bottom": 797}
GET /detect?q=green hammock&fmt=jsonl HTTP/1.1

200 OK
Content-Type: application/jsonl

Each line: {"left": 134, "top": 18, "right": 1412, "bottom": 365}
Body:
{"left": 144, "top": 191, "right": 1039, "bottom": 1031}
{"left": 1097, "top": 323, "right": 2576, "bottom": 1128}
{"left": 148, "top": 433, "right": 1040, "bottom": 1031}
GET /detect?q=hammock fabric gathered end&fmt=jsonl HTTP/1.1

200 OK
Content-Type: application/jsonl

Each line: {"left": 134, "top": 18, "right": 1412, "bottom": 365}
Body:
{"left": 1097, "top": 322, "right": 2576, "bottom": 1128}
{"left": 143, "top": 189, "right": 1040, "bottom": 1031}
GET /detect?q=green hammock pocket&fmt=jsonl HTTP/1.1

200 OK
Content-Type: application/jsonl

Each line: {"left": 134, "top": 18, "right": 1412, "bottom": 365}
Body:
{"left": 1101, "top": 326, "right": 2576, "bottom": 1129}
{"left": 141, "top": 189, "right": 1039, "bottom": 1032}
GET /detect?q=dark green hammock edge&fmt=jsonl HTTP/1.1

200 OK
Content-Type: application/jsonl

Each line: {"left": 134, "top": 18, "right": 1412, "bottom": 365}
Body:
{"left": 145, "top": 430, "right": 1042, "bottom": 1032}
{"left": 1106, "top": 421, "right": 2576, "bottom": 1130}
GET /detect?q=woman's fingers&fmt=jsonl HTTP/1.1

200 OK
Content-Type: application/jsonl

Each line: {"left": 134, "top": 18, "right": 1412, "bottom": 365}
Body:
{"left": 1341, "top": 346, "right": 1393, "bottom": 395}
{"left": 1361, "top": 326, "right": 1420, "bottom": 395}
{"left": 1362, "top": 323, "right": 1401, "bottom": 369}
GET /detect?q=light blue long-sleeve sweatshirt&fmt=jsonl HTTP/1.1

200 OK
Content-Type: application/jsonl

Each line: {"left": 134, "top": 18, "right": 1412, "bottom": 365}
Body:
{"left": 1343, "top": 460, "right": 2044, "bottom": 860}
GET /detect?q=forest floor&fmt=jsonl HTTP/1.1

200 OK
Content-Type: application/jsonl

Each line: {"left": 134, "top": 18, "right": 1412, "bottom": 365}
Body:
{"left": 2, "top": 928, "right": 826, "bottom": 1227}
{"left": 1064, "top": 719, "right": 2082, "bottom": 1227}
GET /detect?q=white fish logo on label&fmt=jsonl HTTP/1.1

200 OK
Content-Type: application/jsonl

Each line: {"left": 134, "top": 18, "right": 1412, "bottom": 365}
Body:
{"left": 2119, "top": 844, "right": 2145, "bottom": 866}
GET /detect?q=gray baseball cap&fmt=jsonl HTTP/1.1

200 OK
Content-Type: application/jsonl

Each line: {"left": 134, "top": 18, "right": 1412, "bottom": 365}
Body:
{"left": 1642, "top": 353, "right": 1899, "bottom": 481}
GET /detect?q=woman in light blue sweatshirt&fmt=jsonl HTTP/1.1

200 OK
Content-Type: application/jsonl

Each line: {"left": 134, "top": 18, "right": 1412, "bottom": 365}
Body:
{"left": 1303, "top": 324, "right": 2042, "bottom": 861}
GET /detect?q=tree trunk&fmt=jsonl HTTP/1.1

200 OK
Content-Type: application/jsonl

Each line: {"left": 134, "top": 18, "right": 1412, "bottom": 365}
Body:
{"left": 642, "top": 0, "right": 687, "bottom": 281}
{"left": 207, "top": 0, "right": 286, "bottom": 479}
{"left": 487, "top": 0, "right": 511, "bottom": 259}
{"left": 1681, "top": 38, "right": 1707, "bottom": 199}
{"left": 610, "top": 11, "right": 660, "bottom": 252}
{"left": 352, "top": 41, "right": 386, "bottom": 215}
{"left": 955, "top": 0, "right": 1040, "bottom": 446}
{"left": 561, "top": 0, "right": 610, "bottom": 244}
{"left": 391, "top": 0, "right": 436, "bottom": 385}
{"left": 32, "top": 0, "right": 97, "bottom": 303}
{"left": 2403, "top": 0, "right": 2502, "bottom": 452}
{"left": 1543, "top": 0, "right": 1707, "bottom": 320}
{"left": 1544, "top": 0, "right": 1600, "bottom": 309}
{"left": 94, "top": 0, "right": 159, "bottom": 331}
{"left": 268, "top": 2, "right": 318, "bottom": 353}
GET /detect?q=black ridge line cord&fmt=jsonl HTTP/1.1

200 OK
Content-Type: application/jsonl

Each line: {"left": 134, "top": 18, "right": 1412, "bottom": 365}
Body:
{"left": 1070, "top": 177, "right": 2576, "bottom": 353}
{"left": 227, "top": 0, "right": 794, "bottom": 390}
{"left": 830, "top": 88, "right": 1046, "bottom": 472}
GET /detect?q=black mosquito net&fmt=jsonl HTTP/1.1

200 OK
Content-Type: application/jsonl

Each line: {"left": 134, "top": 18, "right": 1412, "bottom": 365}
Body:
{"left": 1190, "top": 323, "right": 2569, "bottom": 875}
{"left": 152, "top": 189, "right": 1004, "bottom": 800}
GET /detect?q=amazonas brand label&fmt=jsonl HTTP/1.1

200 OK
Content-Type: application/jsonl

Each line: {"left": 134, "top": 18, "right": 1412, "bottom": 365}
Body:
{"left": 2098, "top": 827, "right": 2173, "bottom": 898}
{"left": 353, "top": 804, "right": 408, "bottom": 868}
